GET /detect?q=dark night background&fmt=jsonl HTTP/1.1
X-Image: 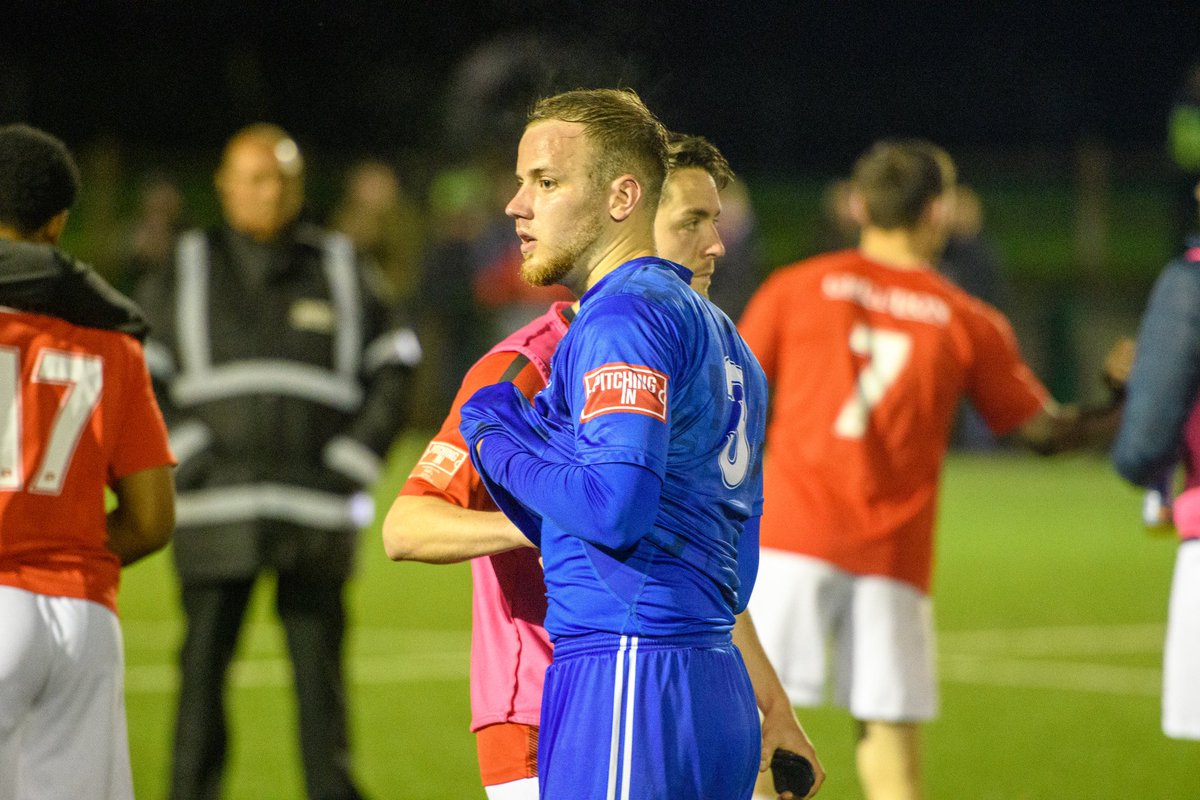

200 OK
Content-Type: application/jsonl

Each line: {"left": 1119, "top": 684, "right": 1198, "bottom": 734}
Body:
{"left": 2, "top": 2, "right": 1198, "bottom": 173}
{"left": 1, "top": 1, "right": 1197, "bottom": 407}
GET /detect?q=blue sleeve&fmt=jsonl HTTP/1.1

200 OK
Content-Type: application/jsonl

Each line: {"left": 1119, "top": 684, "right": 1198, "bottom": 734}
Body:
{"left": 479, "top": 434, "right": 663, "bottom": 551}
{"left": 1112, "top": 262, "right": 1200, "bottom": 486}
{"left": 565, "top": 295, "right": 678, "bottom": 474}
{"left": 461, "top": 380, "right": 665, "bottom": 552}
{"left": 733, "top": 515, "right": 760, "bottom": 614}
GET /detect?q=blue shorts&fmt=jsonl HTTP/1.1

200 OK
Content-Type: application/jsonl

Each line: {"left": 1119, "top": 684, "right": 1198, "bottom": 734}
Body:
{"left": 539, "top": 631, "right": 759, "bottom": 800}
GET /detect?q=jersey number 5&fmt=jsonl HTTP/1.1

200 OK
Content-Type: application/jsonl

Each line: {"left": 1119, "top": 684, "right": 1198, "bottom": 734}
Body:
{"left": 0, "top": 347, "right": 104, "bottom": 495}
{"left": 834, "top": 324, "right": 912, "bottom": 439}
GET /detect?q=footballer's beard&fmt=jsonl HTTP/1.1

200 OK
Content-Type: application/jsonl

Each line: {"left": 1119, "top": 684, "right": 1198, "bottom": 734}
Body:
{"left": 520, "top": 214, "right": 604, "bottom": 288}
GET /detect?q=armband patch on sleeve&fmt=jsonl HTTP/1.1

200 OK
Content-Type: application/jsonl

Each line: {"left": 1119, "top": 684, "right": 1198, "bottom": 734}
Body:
{"left": 409, "top": 440, "right": 469, "bottom": 490}
{"left": 580, "top": 362, "right": 669, "bottom": 422}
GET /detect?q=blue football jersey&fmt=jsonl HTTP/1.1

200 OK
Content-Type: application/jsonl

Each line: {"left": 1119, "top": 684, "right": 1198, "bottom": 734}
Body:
{"left": 532, "top": 256, "right": 767, "bottom": 639}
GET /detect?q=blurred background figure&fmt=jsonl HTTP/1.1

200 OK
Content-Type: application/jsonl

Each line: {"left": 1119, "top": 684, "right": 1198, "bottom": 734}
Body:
{"left": 1168, "top": 60, "right": 1200, "bottom": 246}
{"left": 1111, "top": 177, "right": 1200, "bottom": 744}
{"left": 138, "top": 123, "right": 420, "bottom": 800}
{"left": 939, "top": 184, "right": 1010, "bottom": 314}
{"left": 118, "top": 172, "right": 186, "bottom": 294}
{"left": 412, "top": 164, "right": 496, "bottom": 423}
{"left": 939, "top": 184, "right": 1012, "bottom": 450}
{"left": 817, "top": 177, "right": 860, "bottom": 251}
{"left": 329, "top": 159, "right": 424, "bottom": 312}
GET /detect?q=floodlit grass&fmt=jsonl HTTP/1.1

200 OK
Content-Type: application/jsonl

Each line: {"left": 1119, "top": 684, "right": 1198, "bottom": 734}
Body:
{"left": 120, "top": 441, "right": 1198, "bottom": 798}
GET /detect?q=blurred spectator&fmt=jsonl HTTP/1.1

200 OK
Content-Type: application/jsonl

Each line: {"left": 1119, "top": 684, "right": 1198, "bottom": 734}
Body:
{"left": 413, "top": 164, "right": 497, "bottom": 419}
{"left": 470, "top": 158, "right": 572, "bottom": 342}
{"left": 329, "top": 159, "right": 423, "bottom": 310}
{"left": 118, "top": 172, "right": 185, "bottom": 294}
{"left": 1168, "top": 61, "right": 1200, "bottom": 246}
{"left": 138, "top": 124, "right": 419, "bottom": 800}
{"left": 940, "top": 184, "right": 1013, "bottom": 450}
{"left": 939, "top": 184, "right": 1010, "bottom": 314}
{"left": 705, "top": 177, "right": 764, "bottom": 321}
{"left": 817, "top": 177, "right": 859, "bottom": 251}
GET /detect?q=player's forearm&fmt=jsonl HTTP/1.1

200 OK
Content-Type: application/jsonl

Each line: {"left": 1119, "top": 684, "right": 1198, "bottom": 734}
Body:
{"left": 106, "top": 467, "right": 175, "bottom": 566}
{"left": 734, "top": 610, "right": 825, "bottom": 796}
{"left": 106, "top": 511, "right": 167, "bottom": 566}
{"left": 733, "top": 610, "right": 792, "bottom": 719}
{"left": 1019, "top": 400, "right": 1122, "bottom": 456}
{"left": 479, "top": 435, "right": 661, "bottom": 551}
{"left": 382, "top": 494, "right": 534, "bottom": 564}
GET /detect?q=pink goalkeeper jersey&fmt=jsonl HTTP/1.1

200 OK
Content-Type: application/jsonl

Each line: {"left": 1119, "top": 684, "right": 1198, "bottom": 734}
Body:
{"left": 400, "top": 302, "right": 571, "bottom": 730}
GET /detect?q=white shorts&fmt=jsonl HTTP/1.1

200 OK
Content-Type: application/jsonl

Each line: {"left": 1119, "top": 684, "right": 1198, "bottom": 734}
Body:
{"left": 749, "top": 549, "right": 938, "bottom": 722}
{"left": 485, "top": 777, "right": 539, "bottom": 799}
{"left": 0, "top": 585, "right": 132, "bottom": 800}
{"left": 1163, "top": 541, "right": 1200, "bottom": 739}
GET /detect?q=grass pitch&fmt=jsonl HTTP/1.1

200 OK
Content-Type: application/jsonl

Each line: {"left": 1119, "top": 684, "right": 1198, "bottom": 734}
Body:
{"left": 120, "top": 441, "right": 1196, "bottom": 798}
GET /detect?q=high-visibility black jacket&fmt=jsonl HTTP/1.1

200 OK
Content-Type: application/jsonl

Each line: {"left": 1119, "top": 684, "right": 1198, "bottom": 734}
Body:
{"left": 138, "top": 222, "right": 420, "bottom": 580}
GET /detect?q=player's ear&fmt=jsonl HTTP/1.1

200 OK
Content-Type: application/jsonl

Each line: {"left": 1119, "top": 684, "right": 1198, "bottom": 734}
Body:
{"left": 924, "top": 193, "right": 952, "bottom": 231}
{"left": 847, "top": 189, "right": 869, "bottom": 227}
{"left": 608, "top": 174, "right": 642, "bottom": 222}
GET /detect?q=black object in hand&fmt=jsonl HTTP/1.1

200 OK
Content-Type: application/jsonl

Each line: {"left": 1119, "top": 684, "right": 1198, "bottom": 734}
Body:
{"left": 770, "top": 748, "right": 815, "bottom": 796}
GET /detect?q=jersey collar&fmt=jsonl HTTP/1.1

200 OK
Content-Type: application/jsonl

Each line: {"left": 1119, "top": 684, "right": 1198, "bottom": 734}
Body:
{"left": 580, "top": 256, "right": 693, "bottom": 303}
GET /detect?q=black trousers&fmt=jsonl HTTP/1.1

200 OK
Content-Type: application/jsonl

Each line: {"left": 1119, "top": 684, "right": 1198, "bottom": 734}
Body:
{"left": 168, "top": 572, "right": 365, "bottom": 800}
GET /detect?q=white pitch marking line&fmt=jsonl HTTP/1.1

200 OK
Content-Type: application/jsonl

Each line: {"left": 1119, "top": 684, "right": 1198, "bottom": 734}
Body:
{"left": 937, "top": 622, "right": 1164, "bottom": 698}
{"left": 938, "top": 622, "right": 1164, "bottom": 657}
{"left": 124, "top": 650, "right": 470, "bottom": 694}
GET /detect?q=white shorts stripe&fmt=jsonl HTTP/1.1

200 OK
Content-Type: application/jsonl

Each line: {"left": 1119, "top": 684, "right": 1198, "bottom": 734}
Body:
{"left": 620, "top": 636, "right": 639, "bottom": 800}
{"left": 606, "top": 635, "right": 628, "bottom": 800}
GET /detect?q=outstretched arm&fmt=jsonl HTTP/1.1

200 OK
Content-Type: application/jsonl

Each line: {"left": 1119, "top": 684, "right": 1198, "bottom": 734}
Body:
{"left": 382, "top": 494, "right": 535, "bottom": 563}
{"left": 1017, "top": 338, "right": 1133, "bottom": 456}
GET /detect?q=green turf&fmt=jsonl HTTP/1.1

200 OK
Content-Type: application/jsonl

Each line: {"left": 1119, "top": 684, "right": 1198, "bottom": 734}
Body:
{"left": 120, "top": 441, "right": 1198, "bottom": 798}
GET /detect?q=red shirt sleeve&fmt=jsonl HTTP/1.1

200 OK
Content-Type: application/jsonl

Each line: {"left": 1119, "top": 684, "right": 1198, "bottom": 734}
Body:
{"left": 963, "top": 300, "right": 1050, "bottom": 436}
{"left": 399, "top": 351, "right": 546, "bottom": 509}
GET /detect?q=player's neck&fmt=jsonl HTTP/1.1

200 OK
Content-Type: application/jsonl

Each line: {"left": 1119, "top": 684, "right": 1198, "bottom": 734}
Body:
{"left": 858, "top": 226, "right": 936, "bottom": 271}
{"left": 571, "top": 231, "right": 655, "bottom": 295}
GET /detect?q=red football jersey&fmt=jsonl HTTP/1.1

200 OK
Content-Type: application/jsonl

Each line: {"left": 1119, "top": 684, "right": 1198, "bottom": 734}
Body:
{"left": 739, "top": 250, "right": 1048, "bottom": 591}
{"left": 0, "top": 310, "right": 174, "bottom": 612}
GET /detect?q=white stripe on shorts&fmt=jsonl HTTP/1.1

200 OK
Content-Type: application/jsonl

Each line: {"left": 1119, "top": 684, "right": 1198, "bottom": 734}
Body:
{"left": 606, "top": 636, "right": 627, "bottom": 800}
{"left": 605, "top": 635, "right": 641, "bottom": 800}
{"left": 621, "top": 637, "right": 639, "bottom": 800}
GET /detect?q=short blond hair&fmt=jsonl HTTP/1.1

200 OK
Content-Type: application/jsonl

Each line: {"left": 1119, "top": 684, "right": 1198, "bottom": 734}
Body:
{"left": 528, "top": 88, "right": 669, "bottom": 207}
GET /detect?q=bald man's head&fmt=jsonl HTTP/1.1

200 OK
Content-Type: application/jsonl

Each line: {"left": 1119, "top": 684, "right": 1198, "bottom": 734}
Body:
{"left": 215, "top": 124, "right": 304, "bottom": 241}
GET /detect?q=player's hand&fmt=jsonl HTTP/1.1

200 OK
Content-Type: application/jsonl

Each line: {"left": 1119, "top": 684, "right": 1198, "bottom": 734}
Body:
{"left": 759, "top": 707, "right": 824, "bottom": 798}
{"left": 459, "top": 383, "right": 519, "bottom": 448}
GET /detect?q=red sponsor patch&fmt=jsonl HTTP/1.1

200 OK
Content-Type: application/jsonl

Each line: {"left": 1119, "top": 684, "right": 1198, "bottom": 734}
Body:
{"left": 580, "top": 362, "right": 669, "bottom": 422}
{"left": 409, "top": 440, "right": 469, "bottom": 491}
